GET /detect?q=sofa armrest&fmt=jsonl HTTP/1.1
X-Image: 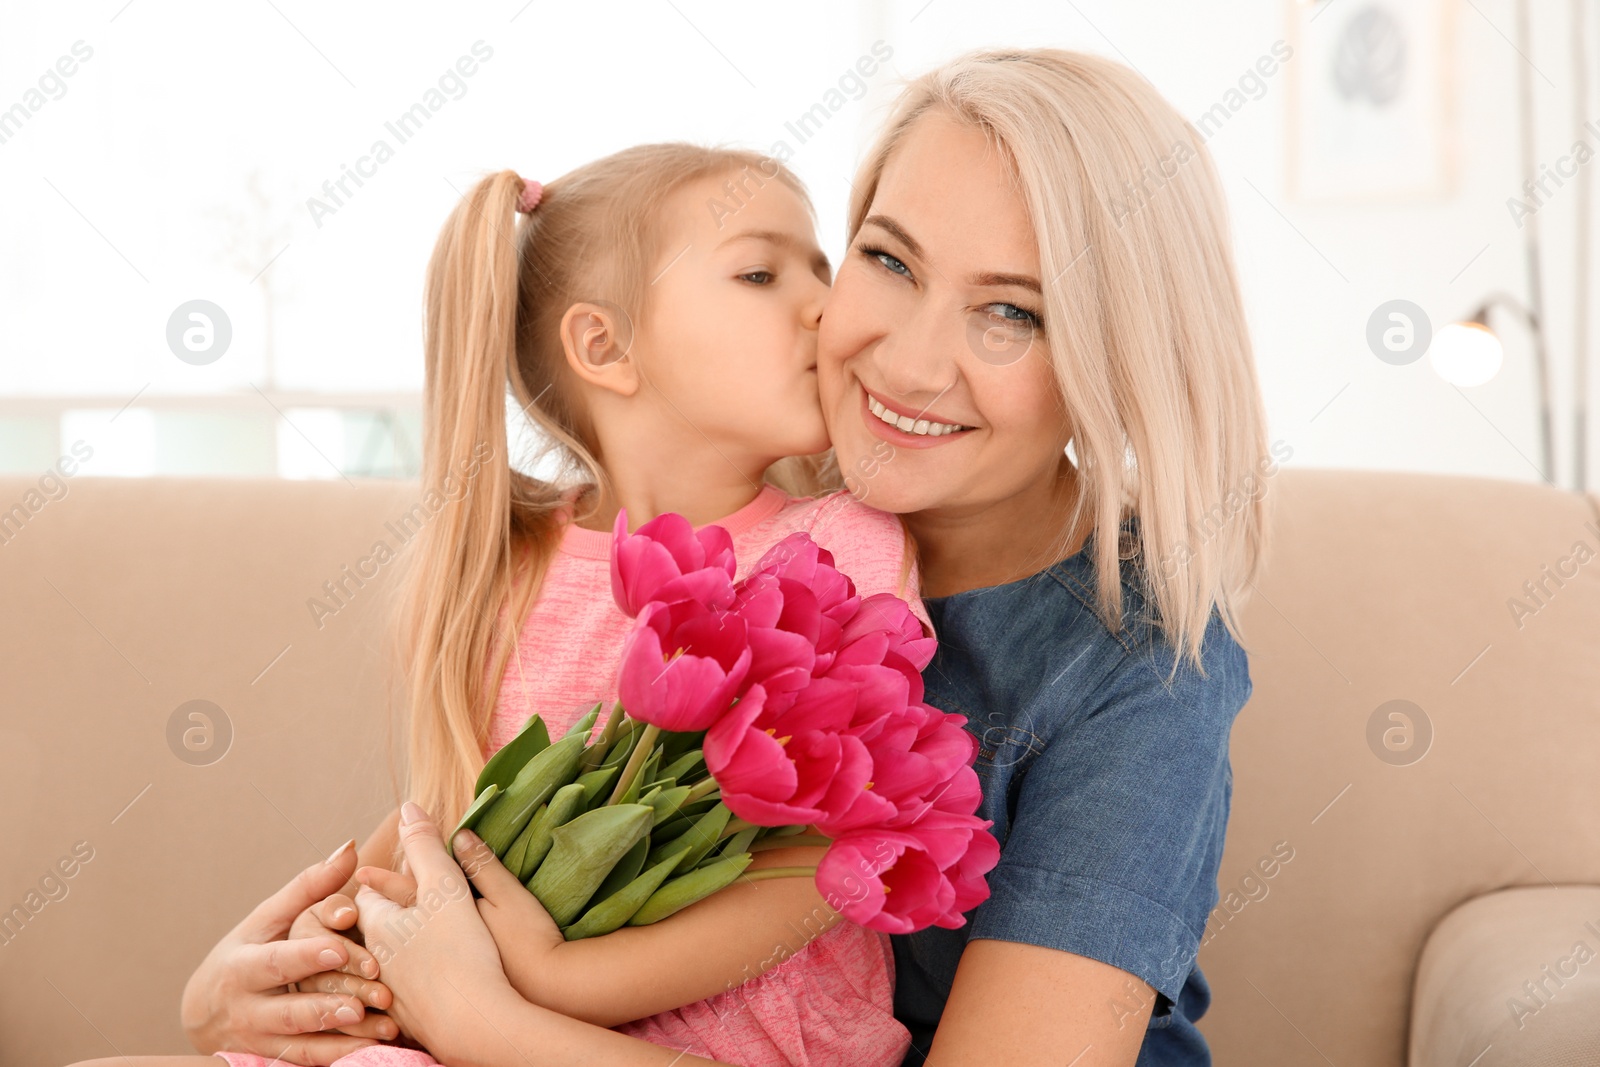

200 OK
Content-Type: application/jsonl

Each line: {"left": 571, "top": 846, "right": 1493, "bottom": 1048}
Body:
{"left": 1409, "top": 886, "right": 1600, "bottom": 1066}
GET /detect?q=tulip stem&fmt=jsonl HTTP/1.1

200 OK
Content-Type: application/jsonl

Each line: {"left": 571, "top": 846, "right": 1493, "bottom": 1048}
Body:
{"left": 720, "top": 817, "right": 757, "bottom": 840}
{"left": 749, "top": 834, "right": 832, "bottom": 852}
{"left": 580, "top": 702, "right": 626, "bottom": 773}
{"left": 740, "top": 865, "right": 818, "bottom": 882}
{"left": 685, "top": 777, "right": 720, "bottom": 803}
{"left": 607, "top": 723, "right": 661, "bottom": 806}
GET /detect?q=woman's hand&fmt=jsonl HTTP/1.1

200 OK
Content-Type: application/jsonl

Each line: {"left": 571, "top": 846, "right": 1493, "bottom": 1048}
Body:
{"left": 179, "top": 840, "right": 389, "bottom": 1065}
{"left": 351, "top": 802, "right": 521, "bottom": 1062}
{"left": 285, "top": 890, "right": 398, "bottom": 1042}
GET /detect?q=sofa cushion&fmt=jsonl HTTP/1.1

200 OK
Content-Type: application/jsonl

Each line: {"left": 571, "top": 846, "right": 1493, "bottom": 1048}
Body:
{"left": 1196, "top": 469, "right": 1600, "bottom": 1066}
{"left": 1410, "top": 886, "right": 1600, "bottom": 1066}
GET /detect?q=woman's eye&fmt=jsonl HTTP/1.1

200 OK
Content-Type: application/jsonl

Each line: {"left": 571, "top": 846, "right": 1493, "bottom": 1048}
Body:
{"left": 983, "top": 302, "right": 1041, "bottom": 328}
{"left": 738, "top": 270, "right": 774, "bottom": 284}
{"left": 862, "top": 246, "right": 912, "bottom": 278}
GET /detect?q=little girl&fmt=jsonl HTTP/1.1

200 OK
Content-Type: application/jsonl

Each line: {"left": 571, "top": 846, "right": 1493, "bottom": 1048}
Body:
{"left": 233, "top": 145, "right": 932, "bottom": 1066}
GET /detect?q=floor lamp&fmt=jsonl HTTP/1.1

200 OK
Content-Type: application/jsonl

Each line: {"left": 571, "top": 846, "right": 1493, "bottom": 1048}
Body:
{"left": 1435, "top": 0, "right": 1592, "bottom": 491}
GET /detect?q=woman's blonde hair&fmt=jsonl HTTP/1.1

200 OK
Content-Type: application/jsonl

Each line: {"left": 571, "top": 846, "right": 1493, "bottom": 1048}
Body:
{"left": 390, "top": 144, "right": 832, "bottom": 836}
{"left": 846, "top": 48, "right": 1272, "bottom": 681}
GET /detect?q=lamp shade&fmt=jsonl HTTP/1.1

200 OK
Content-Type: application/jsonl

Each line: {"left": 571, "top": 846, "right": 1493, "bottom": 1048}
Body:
{"left": 1431, "top": 321, "right": 1504, "bottom": 387}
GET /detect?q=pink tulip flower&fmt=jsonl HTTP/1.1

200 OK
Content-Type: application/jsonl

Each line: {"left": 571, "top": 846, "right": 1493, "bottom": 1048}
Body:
{"left": 816, "top": 829, "right": 959, "bottom": 934}
{"left": 704, "top": 681, "right": 880, "bottom": 827}
{"left": 616, "top": 599, "right": 752, "bottom": 731}
{"left": 728, "top": 572, "right": 826, "bottom": 699}
{"left": 611, "top": 508, "right": 738, "bottom": 617}
{"left": 748, "top": 533, "right": 859, "bottom": 628}
{"left": 941, "top": 824, "right": 1000, "bottom": 919}
{"left": 834, "top": 595, "right": 936, "bottom": 673}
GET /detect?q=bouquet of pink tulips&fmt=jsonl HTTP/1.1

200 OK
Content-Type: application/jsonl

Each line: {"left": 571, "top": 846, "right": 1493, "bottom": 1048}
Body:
{"left": 455, "top": 509, "right": 999, "bottom": 939}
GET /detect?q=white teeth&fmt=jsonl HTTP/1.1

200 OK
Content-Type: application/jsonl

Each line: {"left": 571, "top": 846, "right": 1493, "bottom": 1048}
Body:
{"left": 867, "top": 395, "right": 970, "bottom": 436}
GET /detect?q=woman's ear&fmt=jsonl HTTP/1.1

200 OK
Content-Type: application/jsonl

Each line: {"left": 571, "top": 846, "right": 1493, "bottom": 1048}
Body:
{"left": 559, "top": 301, "right": 637, "bottom": 396}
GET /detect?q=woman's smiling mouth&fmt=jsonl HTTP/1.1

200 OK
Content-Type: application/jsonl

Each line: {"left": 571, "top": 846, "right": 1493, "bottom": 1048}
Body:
{"left": 860, "top": 386, "right": 976, "bottom": 446}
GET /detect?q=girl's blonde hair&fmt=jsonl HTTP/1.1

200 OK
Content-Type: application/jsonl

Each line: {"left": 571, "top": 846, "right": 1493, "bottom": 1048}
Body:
{"left": 391, "top": 144, "right": 833, "bottom": 834}
{"left": 846, "top": 48, "right": 1272, "bottom": 681}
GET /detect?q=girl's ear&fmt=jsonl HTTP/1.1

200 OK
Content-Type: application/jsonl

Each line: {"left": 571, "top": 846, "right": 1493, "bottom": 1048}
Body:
{"left": 559, "top": 301, "right": 638, "bottom": 396}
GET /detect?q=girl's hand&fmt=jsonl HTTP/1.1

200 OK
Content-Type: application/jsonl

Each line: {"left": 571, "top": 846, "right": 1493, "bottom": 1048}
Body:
{"left": 445, "top": 825, "right": 569, "bottom": 1005}
{"left": 179, "top": 841, "right": 386, "bottom": 1065}
{"left": 358, "top": 831, "right": 567, "bottom": 1009}
{"left": 351, "top": 802, "right": 520, "bottom": 1061}
{"left": 285, "top": 891, "right": 398, "bottom": 1042}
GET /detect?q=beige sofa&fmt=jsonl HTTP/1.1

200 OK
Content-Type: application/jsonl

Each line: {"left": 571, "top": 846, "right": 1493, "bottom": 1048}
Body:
{"left": 3, "top": 468, "right": 1597, "bottom": 1066}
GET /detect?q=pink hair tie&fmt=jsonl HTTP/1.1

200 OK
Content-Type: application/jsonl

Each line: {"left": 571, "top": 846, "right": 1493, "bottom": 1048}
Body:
{"left": 516, "top": 178, "right": 543, "bottom": 214}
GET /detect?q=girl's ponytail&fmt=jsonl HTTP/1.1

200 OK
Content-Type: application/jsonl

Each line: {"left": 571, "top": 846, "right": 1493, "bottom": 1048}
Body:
{"left": 393, "top": 171, "right": 562, "bottom": 840}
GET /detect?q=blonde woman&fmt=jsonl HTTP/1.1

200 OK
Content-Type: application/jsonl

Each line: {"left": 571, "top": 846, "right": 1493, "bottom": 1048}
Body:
{"left": 152, "top": 46, "right": 1268, "bottom": 1067}
{"left": 814, "top": 48, "right": 1269, "bottom": 1067}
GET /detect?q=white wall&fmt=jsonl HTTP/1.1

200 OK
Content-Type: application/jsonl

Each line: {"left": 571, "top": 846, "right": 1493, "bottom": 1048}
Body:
{"left": 0, "top": 0, "right": 1591, "bottom": 488}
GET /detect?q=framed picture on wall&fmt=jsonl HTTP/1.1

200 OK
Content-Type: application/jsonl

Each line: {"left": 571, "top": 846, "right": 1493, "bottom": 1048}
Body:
{"left": 1287, "top": 0, "right": 1457, "bottom": 202}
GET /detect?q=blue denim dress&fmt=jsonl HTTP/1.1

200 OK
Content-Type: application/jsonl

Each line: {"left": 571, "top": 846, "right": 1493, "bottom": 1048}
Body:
{"left": 892, "top": 515, "right": 1253, "bottom": 1066}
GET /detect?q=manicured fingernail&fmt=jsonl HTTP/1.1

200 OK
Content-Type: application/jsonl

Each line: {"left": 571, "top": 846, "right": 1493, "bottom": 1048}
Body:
{"left": 319, "top": 948, "right": 342, "bottom": 967}
{"left": 335, "top": 1005, "right": 360, "bottom": 1023}
{"left": 324, "top": 839, "right": 355, "bottom": 865}
{"left": 453, "top": 829, "right": 480, "bottom": 851}
{"left": 332, "top": 906, "right": 354, "bottom": 922}
{"left": 401, "top": 801, "right": 426, "bottom": 825}
{"left": 361, "top": 958, "right": 377, "bottom": 978}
